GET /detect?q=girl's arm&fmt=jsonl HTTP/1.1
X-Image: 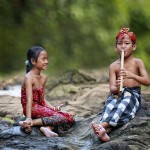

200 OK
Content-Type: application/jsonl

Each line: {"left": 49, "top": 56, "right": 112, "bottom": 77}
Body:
{"left": 43, "top": 75, "right": 62, "bottom": 111}
{"left": 44, "top": 97, "right": 63, "bottom": 111}
{"left": 24, "top": 76, "right": 33, "bottom": 121}
{"left": 44, "top": 99, "right": 55, "bottom": 109}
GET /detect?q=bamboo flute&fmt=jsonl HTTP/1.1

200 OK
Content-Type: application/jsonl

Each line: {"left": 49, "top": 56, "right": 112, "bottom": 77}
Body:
{"left": 120, "top": 50, "right": 124, "bottom": 92}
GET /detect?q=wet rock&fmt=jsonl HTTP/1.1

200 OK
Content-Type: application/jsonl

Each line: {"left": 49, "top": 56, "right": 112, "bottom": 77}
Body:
{"left": 0, "top": 70, "right": 150, "bottom": 149}
{"left": 0, "top": 103, "right": 150, "bottom": 150}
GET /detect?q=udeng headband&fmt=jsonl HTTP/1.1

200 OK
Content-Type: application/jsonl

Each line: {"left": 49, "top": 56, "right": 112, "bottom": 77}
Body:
{"left": 116, "top": 28, "right": 136, "bottom": 44}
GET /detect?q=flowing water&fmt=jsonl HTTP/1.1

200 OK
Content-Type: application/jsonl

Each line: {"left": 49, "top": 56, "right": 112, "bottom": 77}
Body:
{"left": 0, "top": 85, "right": 21, "bottom": 97}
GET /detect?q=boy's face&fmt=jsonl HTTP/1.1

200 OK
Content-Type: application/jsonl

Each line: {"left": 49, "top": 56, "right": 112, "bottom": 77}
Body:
{"left": 115, "top": 34, "right": 136, "bottom": 58}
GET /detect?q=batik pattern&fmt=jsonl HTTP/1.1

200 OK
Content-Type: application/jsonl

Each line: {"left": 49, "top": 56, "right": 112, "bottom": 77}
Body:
{"left": 21, "top": 87, "right": 75, "bottom": 132}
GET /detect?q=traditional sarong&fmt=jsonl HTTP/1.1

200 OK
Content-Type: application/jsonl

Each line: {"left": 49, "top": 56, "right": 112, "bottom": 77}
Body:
{"left": 21, "top": 87, "right": 75, "bottom": 133}
{"left": 99, "top": 87, "right": 141, "bottom": 127}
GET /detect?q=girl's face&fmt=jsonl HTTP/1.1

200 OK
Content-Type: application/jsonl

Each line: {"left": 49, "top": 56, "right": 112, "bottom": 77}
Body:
{"left": 116, "top": 34, "right": 136, "bottom": 58}
{"left": 35, "top": 50, "right": 48, "bottom": 70}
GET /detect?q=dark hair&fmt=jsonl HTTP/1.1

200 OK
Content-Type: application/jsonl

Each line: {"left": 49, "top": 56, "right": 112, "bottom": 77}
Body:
{"left": 26, "top": 46, "right": 45, "bottom": 73}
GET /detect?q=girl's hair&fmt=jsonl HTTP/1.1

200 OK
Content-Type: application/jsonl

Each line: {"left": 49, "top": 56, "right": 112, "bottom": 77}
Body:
{"left": 26, "top": 46, "right": 45, "bottom": 73}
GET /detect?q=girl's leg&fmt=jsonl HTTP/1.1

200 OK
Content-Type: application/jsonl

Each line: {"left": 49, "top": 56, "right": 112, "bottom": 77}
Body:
{"left": 19, "top": 118, "right": 58, "bottom": 137}
{"left": 40, "top": 126, "right": 58, "bottom": 137}
{"left": 32, "top": 118, "right": 58, "bottom": 137}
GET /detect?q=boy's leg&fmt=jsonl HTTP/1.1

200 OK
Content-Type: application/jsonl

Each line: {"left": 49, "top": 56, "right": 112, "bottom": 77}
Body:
{"left": 92, "top": 122, "right": 110, "bottom": 142}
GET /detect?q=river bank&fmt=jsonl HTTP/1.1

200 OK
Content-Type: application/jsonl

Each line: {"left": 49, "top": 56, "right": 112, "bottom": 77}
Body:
{"left": 0, "top": 69, "right": 150, "bottom": 150}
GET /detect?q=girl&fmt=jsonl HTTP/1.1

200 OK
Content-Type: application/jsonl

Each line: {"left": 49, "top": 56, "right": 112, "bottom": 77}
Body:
{"left": 19, "top": 46, "right": 75, "bottom": 137}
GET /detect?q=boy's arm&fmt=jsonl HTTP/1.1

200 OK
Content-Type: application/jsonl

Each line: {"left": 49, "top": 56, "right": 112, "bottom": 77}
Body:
{"left": 126, "top": 59, "right": 150, "bottom": 86}
{"left": 134, "top": 59, "right": 150, "bottom": 86}
{"left": 109, "top": 64, "right": 119, "bottom": 94}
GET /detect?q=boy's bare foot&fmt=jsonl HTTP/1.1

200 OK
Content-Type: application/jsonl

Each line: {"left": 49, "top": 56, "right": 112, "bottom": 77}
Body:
{"left": 19, "top": 121, "right": 32, "bottom": 133}
{"left": 40, "top": 126, "right": 58, "bottom": 137}
{"left": 92, "top": 123, "right": 110, "bottom": 142}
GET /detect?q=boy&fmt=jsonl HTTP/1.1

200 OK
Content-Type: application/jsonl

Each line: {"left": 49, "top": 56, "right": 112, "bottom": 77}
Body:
{"left": 92, "top": 28, "right": 150, "bottom": 142}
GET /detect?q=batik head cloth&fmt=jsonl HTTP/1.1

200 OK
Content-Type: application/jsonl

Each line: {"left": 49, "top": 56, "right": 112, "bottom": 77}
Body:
{"left": 116, "top": 28, "right": 136, "bottom": 44}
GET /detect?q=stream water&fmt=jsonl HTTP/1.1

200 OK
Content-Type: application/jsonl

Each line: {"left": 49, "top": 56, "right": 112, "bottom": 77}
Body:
{"left": 0, "top": 85, "right": 21, "bottom": 97}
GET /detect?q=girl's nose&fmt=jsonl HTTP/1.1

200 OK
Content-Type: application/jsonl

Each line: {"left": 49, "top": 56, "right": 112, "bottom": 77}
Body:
{"left": 45, "top": 59, "right": 48, "bottom": 64}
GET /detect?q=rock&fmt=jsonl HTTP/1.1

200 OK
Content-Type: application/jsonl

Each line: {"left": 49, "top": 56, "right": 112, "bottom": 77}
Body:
{"left": 0, "top": 103, "right": 150, "bottom": 150}
{"left": 45, "top": 70, "right": 97, "bottom": 92}
{"left": 48, "top": 84, "right": 79, "bottom": 99}
{"left": 0, "top": 95, "right": 23, "bottom": 118}
{"left": 0, "top": 70, "right": 150, "bottom": 149}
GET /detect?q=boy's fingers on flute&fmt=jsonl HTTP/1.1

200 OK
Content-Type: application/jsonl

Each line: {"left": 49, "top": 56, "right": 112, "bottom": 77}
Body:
{"left": 116, "top": 79, "right": 121, "bottom": 87}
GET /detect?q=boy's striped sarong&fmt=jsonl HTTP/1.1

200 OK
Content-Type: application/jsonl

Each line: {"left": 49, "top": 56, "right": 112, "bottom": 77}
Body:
{"left": 99, "top": 87, "right": 141, "bottom": 127}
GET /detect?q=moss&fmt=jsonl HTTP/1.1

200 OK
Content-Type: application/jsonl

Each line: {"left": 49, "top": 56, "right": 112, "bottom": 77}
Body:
{"left": 2, "top": 116, "right": 14, "bottom": 125}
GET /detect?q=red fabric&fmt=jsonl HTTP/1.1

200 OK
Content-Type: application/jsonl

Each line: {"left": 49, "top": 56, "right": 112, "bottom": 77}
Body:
{"left": 116, "top": 28, "right": 136, "bottom": 44}
{"left": 21, "top": 87, "right": 74, "bottom": 123}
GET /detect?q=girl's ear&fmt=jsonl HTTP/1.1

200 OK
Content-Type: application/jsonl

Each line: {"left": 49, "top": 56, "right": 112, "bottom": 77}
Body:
{"left": 31, "top": 58, "right": 36, "bottom": 65}
{"left": 133, "top": 44, "right": 136, "bottom": 51}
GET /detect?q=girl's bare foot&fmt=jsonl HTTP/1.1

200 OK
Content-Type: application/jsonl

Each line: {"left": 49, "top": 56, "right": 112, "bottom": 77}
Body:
{"left": 40, "top": 126, "right": 58, "bottom": 137}
{"left": 92, "top": 123, "right": 110, "bottom": 142}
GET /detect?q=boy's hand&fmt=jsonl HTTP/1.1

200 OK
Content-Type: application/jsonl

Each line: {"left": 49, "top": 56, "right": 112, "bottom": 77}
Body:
{"left": 116, "top": 77, "right": 121, "bottom": 89}
{"left": 120, "top": 69, "right": 127, "bottom": 79}
{"left": 120, "top": 69, "right": 134, "bottom": 79}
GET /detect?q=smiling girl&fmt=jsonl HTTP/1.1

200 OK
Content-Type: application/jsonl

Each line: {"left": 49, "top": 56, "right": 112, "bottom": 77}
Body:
{"left": 19, "top": 46, "right": 75, "bottom": 137}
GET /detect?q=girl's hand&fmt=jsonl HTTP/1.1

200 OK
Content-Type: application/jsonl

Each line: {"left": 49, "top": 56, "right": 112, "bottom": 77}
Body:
{"left": 24, "top": 118, "right": 33, "bottom": 126}
{"left": 51, "top": 104, "right": 64, "bottom": 111}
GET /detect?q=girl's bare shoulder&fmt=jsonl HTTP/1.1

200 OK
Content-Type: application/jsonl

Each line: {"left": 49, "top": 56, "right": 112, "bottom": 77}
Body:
{"left": 40, "top": 74, "right": 47, "bottom": 84}
{"left": 22, "top": 73, "right": 33, "bottom": 88}
{"left": 41, "top": 73, "right": 47, "bottom": 79}
{"left": 24, "top": 73, "right": 33, "bottom": 81}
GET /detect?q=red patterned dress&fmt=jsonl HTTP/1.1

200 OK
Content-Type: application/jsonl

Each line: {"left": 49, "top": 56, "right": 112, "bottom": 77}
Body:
{"left": 21, "top": 87, "right": 75, "bottom": 133}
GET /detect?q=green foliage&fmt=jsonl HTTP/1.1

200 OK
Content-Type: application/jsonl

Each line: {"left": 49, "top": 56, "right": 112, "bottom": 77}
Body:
{"left": 0, "top": 0, "right": 150, "bottom": 74}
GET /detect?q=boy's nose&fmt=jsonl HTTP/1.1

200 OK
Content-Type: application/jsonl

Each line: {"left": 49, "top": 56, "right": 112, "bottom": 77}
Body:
{"left": 122, "top": 43, "right": 126, "bottom": 48}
